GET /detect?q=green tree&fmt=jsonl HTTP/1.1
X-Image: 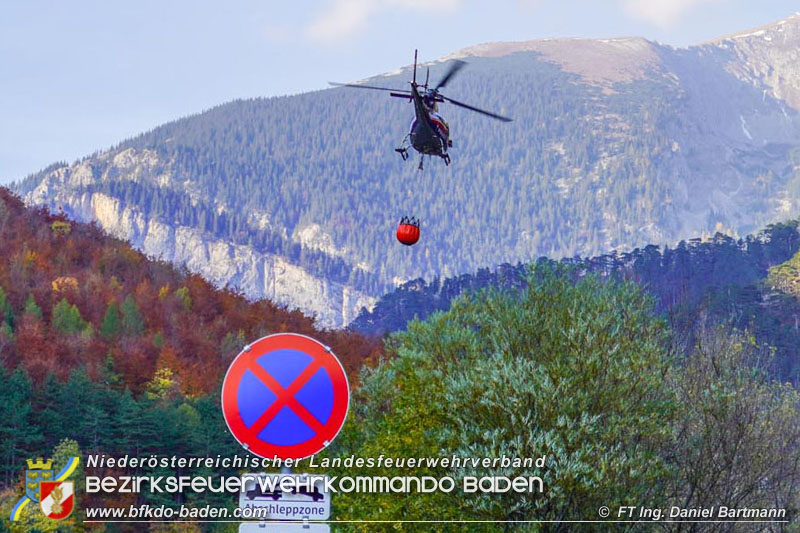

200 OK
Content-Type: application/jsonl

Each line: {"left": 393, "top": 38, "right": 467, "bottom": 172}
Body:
{"left": 31, "top": 374, "right": 67, "bottom": 451}
{"left": 768, "top": 249, "right": 800, "bottom": 296}
{"left": 220, "top": 330, "right": 246, "bottom": 360}
{"left": 0, "top": 367, "right": 42, "bottom": 485}
{"left": 0, "top": 286, "right": 10, "bottom": 344}
{"left": 101, "top": 351, "right": 122, "bottom": 387}
{"left": 120, "top": 295, "right": 144, "bottom": 336}
{"left": 49, "top": 369, "right": 114, "bottom": 451}
{"left": 0, "top": 286, "right": 14, "bottom": 331}
{"left": 51, "top": 298, "right": 88, "bottom": 334}
{"left": 152, "top": 330, "right": 164, "bottom": 349}
{"left": 114, "top": 388, "right": 144, "bottom": 455}
{"left": 333, "top": 267, "right": 677, "bottom": 525}
{"left": 175, "top": 286, "right": 192, "bottom": 311}
{"left": 100, "top": 301, "right": 121, "bottom": 339}
{"left": 23, "top": 293, "right": 42, "bottom": 320}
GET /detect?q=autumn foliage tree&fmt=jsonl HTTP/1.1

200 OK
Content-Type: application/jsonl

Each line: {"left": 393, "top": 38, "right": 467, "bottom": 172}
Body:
{"left": 0, "top": 187, "right": 381, "bottom": 393}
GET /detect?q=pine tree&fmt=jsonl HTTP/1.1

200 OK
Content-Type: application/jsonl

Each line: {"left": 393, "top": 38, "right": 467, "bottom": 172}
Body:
{"left": 52, "top": 298, "right": 87, "bottom": 334}
{"left": 152, "top": 330, "right": 164, "bottom": 349}
{"left": 100, "top": 301, "right": 121, "bottom": 339}
{"left": 31, "top": 373, "right": 66, "bottom": 451}
{"left": 61, "top": 369, "right": 112, "bottom": 450}
{"left": 114, "top": 388, "right": 144, "bottom": 454}
{"left": 101, "top": 351, "right": 122, "bottom": 387}
{"left": 0, "top": 286, "right": 14, "bottom": 331}
{"left": 120, "top": 295, "right": 144, "bottom": 336}
{"left": 23, "top": 293, "right": 42, "bottom": 320}
{"left": 0, "top": 287, "right": 12, "bottom": 346}
{"left": 0, "top": 367, "right": 42, "bottom": 485}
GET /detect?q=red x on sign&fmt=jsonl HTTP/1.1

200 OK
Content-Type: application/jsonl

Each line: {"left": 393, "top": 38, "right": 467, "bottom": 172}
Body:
{"left": 221, "top": 333, "right": 350, "bottom": 459}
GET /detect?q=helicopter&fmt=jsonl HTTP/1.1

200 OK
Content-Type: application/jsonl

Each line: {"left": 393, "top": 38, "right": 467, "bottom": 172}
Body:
{"left": 330, "top": 50, "right": 511, "bottom": 170}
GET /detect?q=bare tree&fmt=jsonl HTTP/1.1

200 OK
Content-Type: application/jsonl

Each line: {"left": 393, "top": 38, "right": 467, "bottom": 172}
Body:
{"left": 666, "top": 326, "right": 800, "bottom": 533}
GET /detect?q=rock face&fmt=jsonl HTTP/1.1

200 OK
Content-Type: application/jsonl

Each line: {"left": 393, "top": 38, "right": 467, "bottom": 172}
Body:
{"left": 703, "top": 15, "right": 800, "bottom": 110}
{"left": 17, "top": 14, "right": 800, "bottom": 328}
{"left": 27, "top": 155, "right": 375, "bottom": 328}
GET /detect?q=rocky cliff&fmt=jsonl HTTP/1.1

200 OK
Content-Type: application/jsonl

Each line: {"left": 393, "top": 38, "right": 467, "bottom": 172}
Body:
{"left": 27, "top": 153, "right": 376, "bottom": 327}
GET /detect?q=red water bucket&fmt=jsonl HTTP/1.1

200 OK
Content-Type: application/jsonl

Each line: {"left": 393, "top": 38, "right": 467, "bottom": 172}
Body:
{"left": 396, "top": 219, "right": 420, "bottom": 246}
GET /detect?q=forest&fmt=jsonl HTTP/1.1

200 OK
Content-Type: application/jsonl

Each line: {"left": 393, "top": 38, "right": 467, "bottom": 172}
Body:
{"left": 0, "top": 187, "right": 381, "bottom": 530}
{"left": 353, "top": 220, "right": 800, "bottom": 383}
{"left": 1, "top": 188, "right": 799, "bottom": 531}
{"left": 0, "top": 188, "right": 380, "bottom": 392}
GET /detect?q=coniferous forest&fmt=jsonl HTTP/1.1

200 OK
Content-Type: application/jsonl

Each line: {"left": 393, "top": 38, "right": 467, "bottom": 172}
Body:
{"left": 353, "top": 220, "right": 800, "bottom": 383}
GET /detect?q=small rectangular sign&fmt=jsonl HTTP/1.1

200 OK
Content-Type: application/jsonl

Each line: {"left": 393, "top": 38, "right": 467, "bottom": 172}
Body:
{"left": 239, "top": 473, "right": 330, "bottom": 521}
{"left": 239, "top": 523, "right": 330, "bottom": 532}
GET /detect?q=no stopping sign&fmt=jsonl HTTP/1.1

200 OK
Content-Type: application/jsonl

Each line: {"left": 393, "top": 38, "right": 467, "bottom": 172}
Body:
{"left": 221, "top": 333, "right": 350, "bottom": 459}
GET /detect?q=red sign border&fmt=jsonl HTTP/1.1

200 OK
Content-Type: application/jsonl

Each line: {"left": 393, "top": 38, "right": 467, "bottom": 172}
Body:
{"left": 221, "top": 333, "right": 350, "bottom": 459}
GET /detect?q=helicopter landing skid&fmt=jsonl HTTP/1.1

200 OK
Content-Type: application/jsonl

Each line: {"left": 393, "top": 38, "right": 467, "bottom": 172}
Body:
{"left": 395, "top": 147, "right": 409, "bottom": 161}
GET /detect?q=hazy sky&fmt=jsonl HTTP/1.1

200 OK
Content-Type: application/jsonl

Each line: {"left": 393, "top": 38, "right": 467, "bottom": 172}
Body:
{"left": 1, "top": 0, "right": 797, "bottom": 184}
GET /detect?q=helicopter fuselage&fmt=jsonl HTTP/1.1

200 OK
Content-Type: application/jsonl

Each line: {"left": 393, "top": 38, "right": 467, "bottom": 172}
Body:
{"left": 408, "top": 84, "right": 450, "bottom": 158}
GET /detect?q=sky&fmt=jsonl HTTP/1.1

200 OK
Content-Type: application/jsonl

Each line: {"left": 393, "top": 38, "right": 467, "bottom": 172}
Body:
{"left": 1, "top": 0, "right": 797, "bottom": 184}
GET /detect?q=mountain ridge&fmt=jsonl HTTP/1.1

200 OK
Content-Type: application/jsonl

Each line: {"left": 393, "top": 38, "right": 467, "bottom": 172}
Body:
{"left": 16, "top": 14, "right": 800, "bottom": 326}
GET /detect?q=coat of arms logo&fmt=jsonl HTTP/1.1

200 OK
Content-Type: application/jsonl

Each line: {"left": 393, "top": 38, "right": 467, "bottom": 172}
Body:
{"left": 39, "top": 480, "right": 74, "bottom": 520}
{"left": 24, "top": 458, "right": 53, "bottom": 502}
{"left": 10, "top": 456, "right": 80, "bottom": 522}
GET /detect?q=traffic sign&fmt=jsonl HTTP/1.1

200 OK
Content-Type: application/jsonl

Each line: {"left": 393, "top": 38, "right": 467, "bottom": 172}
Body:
{"left": 222, "top": 333, "right": 350, "bottom": 459}
{"left": 239, "top": 523, "right": 330, "bottom": 532}
{"left": 239, "top": 473, "right": 331, "bottom": 521}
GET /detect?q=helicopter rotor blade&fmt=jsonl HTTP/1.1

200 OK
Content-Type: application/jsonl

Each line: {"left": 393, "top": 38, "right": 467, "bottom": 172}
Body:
{"left": 441, "top": 95, "right": 512, "bottom": 122}
{"left": 329, "top": 82, "right": 409, "bottom": 93}
{"left": 434, "top": 60, "right": 466, "bottom": 90}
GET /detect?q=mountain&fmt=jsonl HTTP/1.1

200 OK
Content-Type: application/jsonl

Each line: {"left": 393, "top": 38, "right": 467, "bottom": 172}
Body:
{"left": 0, "top": 187, "right": 380, "bottom": 393}
{"left": 16, "top": 14, "right": 800, "bottom": 327}
{"left": 351, "top": 219, "right": 800, "bottom": 382}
